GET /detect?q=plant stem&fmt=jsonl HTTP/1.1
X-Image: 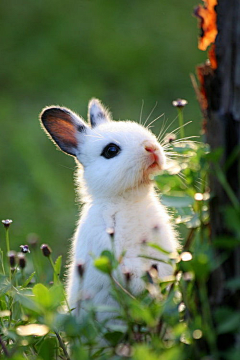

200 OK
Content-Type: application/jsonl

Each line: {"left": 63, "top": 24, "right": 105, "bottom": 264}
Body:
{"left": 48, "top": 255, "right": 58, "bottom": 284}
{"left": 48, "top": 255, "right": 71, "bottom": 312}
{"left": 0, "top": 334, "right": 10, "bottom": 358}
{"left": 48, "top": 255, "right": 55, "bottom": 272}
{"left": 0, "top": 249, "right": 6, "bottom": 275}
{"left": 32, "top": 249, "right": 41, "bottom": 282}
{"left": 178, "top": 108, "right": 185, "bottom": 139}
{"left": 111, "top": 275, "right": 136, "bottom": 300}
{"left": 55, "top": 331, "right": 71, "bottom": 360}
{"left": 4, "top": 228, "right": 12, "bottom": 280}
{"left": 5, "top": 228, "right": 10, "bottom": 254}
{"left": 184, "top": 228, "right": 196, "bottom": 251}
{"left": 21, "top": 269, "right": 25, "bottom": 283}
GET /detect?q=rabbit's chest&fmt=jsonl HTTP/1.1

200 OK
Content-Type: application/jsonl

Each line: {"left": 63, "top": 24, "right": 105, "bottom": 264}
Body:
{"left": 75, "top": 197, "right": 173, "bottom": 261}
{"left": 114, "top": 208, "right": 156, "bottom": 245}
{"left": 104, "top": 200, "right": 167, "bottom": 255}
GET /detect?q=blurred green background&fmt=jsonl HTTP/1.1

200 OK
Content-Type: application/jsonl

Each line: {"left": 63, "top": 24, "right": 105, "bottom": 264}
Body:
{"left": 0, "top": 0, "right": 206, "bottom": 260}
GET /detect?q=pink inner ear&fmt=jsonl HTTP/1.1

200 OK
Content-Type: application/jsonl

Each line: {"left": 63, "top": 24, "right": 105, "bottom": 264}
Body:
{"left": 46, "top": 117, "right": 78, "bottom": 149}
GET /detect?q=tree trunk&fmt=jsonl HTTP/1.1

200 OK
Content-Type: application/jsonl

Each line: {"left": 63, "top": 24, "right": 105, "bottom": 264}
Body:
{"left": 200, "top": 0, "right": 240, "bottom": 353}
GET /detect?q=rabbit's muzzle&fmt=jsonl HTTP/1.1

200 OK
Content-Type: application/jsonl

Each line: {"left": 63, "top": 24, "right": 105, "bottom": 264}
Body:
{"left": 143, "top": 141, "right": 165, "bottom": 172}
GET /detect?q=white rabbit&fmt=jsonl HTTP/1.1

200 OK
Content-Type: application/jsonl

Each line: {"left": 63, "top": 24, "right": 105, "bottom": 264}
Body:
{"left": 40, "top": 99, "right": 179, "bottom": 321}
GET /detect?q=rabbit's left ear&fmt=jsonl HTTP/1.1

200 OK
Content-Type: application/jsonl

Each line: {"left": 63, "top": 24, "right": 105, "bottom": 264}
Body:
{"left": 40, "top": 106, "right": 88, "bottom": 157}
{"left": 88, "top": 98, "right": 111, "bottom": 128}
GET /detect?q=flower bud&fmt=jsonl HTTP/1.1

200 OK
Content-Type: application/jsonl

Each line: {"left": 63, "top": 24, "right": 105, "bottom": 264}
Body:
{"left": 172, "top": 98, "right": 188, "bottom": 108}
{"left": 20, "top": 245, "right": 30, "bottom": 254}
{"left": 40, "top": 244, "right": 52, "bottom": 257}
{"left": 2, "top": 219, "right": 13, "bottom": 229}
{"left": 8, "top": 251, "right": 16, "bottom": 268}
{"left": 18, "top": 253, "right": 26, "bottom": 269}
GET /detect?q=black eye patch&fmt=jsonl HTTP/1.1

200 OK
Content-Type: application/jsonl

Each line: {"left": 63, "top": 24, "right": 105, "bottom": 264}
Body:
{"left": 101, "top": 143, "right": 121, "bottom": 159}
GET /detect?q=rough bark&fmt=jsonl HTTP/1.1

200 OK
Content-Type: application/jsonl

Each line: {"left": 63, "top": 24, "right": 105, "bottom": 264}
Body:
{"left": 201, "top": 0, "right": 240, "bottom": 353}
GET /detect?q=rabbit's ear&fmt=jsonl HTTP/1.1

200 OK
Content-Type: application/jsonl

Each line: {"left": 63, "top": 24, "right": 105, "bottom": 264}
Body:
{"left": 40, "top": 106, "right": 88, "bottom": 156}
{"left": 88, "top": 98, "right": 111, "bottom": 128}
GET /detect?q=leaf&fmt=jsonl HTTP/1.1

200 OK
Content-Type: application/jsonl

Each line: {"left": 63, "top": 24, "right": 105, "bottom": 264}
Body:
{"left": 12, "top": 300, "right": 22, "bottom": 321}
{"left": 129, "top": 302, "right": 157, "bottom": 327}
{"left": 101, "top": 250, "right": 113, "bottom": 260}
{"left": 32, "top": 283, "right": 65, "bottom": 311}
{"left": 179, "top": 251, "right": 212, "bottom": 280}
{"left": 205, "top": 147, "right": 223, "bottom": 162}
{"left": 175, "top": 215, "right": 193, "bottom": 224}
{"left": 185, "top": 213, "right": 201, "bottom": 229}
{"left": 146, "top": 242, "right": 170, "bottom": 255}
{"left": 15, "top": 292, "right": 42, "bottom": 313}
{"left": 58, "top": 314, "right": 81, "bottom": 337}
{"left": 161, "top": 194, "right": 194, "bottom": 208}
{"left": 71, "top": 345, "right": 89, "bottom": 360}
{"left": 133, "top": 345, "right": 182, "bottom": 360}
{"left": 106, "top": 323, "right": 128, "bottom": 333}
{"left": 172, "top": 322, "right": 188, "bottom": 337}
{"left": 96, "top": 305, "right": 119, "bottom": 313}
{"left": 21, "top": 271, "right": 36, "bottom": 288}
{"left": 94, "top": 256, "right": 111, "bottom": 274}
{"left": 138, "top": 254, "right": 171, "bottom": 266}
{"left": 4, "top": 356, "right": 26, "bottom": 360}
{"left": 91, "top": 348, "right": 105, "bottom": 358}
{"left": 80, "top": 321, "right": 98, "bottom": 341}
{"left": 37, "top": 336, "right": 57, "bottom": 360}
{"left": 48, "top": 284, "right": 65, "bottom": 308}
{"left": 104, "top": 331, "right": 124, "bottom": 346}
{"left": 53, "top": 255, "right": 62, "bottom": 283}
{"left": 0, "top": 276, "right": 12, "bottom": 296}
{"left": 33, "top": 283, "right": 51, "bottom": 308}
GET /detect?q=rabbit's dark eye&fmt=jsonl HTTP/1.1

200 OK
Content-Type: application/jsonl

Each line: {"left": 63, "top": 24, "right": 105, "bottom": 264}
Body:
{"left": 101, "top": 143, "right": 121, "bottom": 159}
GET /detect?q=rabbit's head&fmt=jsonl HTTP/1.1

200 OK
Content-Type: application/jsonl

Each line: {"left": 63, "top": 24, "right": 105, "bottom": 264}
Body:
{"left": 40, "top": 99, "right": 166, "bottom": 198}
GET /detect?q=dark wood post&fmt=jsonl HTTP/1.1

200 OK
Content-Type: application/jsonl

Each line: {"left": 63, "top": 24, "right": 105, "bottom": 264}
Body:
{"left": 197, "top": 0, "right": 240, "bottom": 352}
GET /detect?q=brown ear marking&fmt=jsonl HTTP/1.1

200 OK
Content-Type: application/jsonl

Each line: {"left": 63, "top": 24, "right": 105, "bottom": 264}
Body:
{"left": 40, "top": 107, "right": 86, "bottom": 156}
{"left": 44, "top": 117, "right": 78, "bottom": 152}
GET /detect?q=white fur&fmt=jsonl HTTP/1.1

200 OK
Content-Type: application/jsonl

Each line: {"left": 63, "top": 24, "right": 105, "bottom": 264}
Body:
{"left": 40, "top": 99, "right": 179, "bottom": 322}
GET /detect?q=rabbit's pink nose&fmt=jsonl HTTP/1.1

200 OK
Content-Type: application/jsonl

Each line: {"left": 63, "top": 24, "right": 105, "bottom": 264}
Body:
{"left": 144, "top": 143, "right": 158, "bottom": 153}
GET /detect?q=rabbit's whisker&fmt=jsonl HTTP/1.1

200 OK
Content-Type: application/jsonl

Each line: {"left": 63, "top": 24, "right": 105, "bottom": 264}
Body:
{"left": 139, "top": 99, "right": 144, "bottom": 125}
{"left": 157, "top": 116, "right": 178, "bottom": 142}
{"left": 143, "top": 102, "right": 158, "bottom": 127}
{"left": 146, "top": 113, "right": 164, "bottom": 129}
